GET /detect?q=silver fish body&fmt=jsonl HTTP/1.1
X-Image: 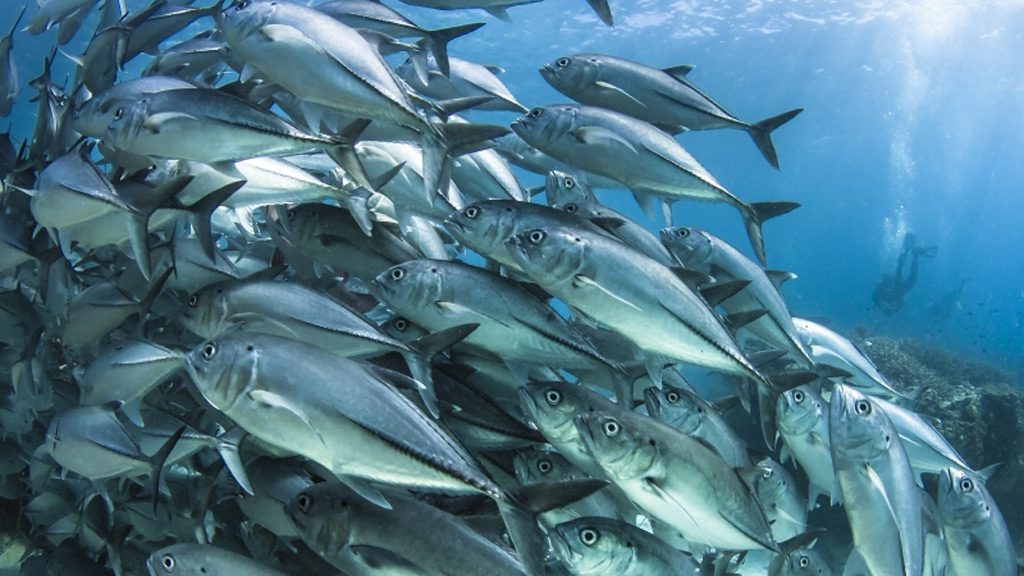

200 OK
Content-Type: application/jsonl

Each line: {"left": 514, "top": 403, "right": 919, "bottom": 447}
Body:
{"left": 775, "top": 384, "right": 835, "bottom": 509}
{"left": 937, "top": 467, "right": 1015, "bottom": 576}
{"left": 550, "top": 516, "right": 701, "bottom": 576}
{"left": 830, "top": 384, "right": 923, "bottom": 576}
{"left": 147, "top": 543, "right": 286, "bottom": 576}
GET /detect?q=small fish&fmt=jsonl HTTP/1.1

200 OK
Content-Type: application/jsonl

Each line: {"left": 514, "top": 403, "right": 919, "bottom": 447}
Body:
{"left": 147, "top": 543, "right": 286, "bottom": 576}
{"left": 0, "top": 6, "right": 25, "bottom": 117}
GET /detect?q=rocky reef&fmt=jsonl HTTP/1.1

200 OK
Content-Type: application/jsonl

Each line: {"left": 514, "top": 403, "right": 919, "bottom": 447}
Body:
{"left": 860, "top": 336, "right": 1024, "bottom": 557}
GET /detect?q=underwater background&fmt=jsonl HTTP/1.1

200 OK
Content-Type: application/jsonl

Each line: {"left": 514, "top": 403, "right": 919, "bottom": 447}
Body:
{"left": 5, "top": 0, "right": 1023, "bottom": 376}
{"left": 2, "top": 1, "right": 1024, "bottom": 574}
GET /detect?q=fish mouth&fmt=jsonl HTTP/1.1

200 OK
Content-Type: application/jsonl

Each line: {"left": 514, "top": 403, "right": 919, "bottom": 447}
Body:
{"left": 443, "top": 215, "right": 465, "bottom": 233}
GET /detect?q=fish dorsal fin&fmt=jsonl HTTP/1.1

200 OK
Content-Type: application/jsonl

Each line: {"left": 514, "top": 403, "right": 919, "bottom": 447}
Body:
{"left": 570, "top": 126, "right": 638, "bottom": 154}
{"left": 662, "top": 64, "right": 696, "bottom": 81}
{"left": 723, "top": 309, "right": 768, "bottom": 330}
{"left": 669, "top": 267, "right": 714, "bottom": 294}
{"left": 766, "top": 269, "right": 798, "bottom": 290}
{"left": 484, "top": 7, "right": 511, "bottom": 21}
{"left": 700, "top": 279, "right": 750, "bottom": 308}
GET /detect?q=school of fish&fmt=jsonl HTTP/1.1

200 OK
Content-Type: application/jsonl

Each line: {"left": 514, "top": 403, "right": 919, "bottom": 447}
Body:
{"left": 0, "top": 0, "right": 1016, "bottom": 575}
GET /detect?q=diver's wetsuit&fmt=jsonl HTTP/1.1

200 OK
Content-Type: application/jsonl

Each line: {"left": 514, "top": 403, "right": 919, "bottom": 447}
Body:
{"left": 873, "top": 234, "right": 937, "bottom": 316}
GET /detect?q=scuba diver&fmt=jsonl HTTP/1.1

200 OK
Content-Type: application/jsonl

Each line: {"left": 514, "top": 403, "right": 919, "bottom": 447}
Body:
{"left": 873, "top": 233, "right": 937, "bottom": 316}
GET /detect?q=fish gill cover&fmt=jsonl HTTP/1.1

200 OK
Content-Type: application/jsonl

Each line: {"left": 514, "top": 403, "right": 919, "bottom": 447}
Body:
{"left": 0, "top": 1, "right": 1022, "bottom": 574}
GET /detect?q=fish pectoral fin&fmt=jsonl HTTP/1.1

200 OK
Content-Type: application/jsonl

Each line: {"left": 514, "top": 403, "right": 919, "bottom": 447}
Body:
{"left": 226, "top": 312, "right": 301, "bottom": 339}
{"left": 572, "top": 274, "right": 644, "bottom": 312}
{"left": 864, "top": 462, "right": 901, "bottom": 529}
{"left": 347, "top": 545, "right": 421, "bottom": 573}
{"left": 434, "top": 301, "right": 513, "bottom": 328}
{"left": 142, "top": 111, "right": 200, "bottom": 133}
{"left": 641, "top": 476, "right": 700, "bottom": 528}
{"left": 569, "top": 126, "right": 639, "bottom": 154}
{"left": 247, "top": 389, "right": 326, "bottom": 448}
{"left": 338, "top": 475, "right": 393, "bottom": 510}
{"left": 260, "top": 23, "right": 317, "bottom": 48}
{"left": 592, "top": 80, "right": 649, "bottom": 109}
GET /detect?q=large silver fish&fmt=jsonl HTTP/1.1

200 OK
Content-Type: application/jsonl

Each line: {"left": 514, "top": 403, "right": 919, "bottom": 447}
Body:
{"left": 371, "top": 258, "right": 617, "bottom": 373}
{"left": 540, "top": 53, "right": 802, "bottom": 168}
{"left": 830, "top": 383, "right": 923, "bottom": 576}
{"left": 505, "top": 225, "right": 768, "bottom": 386}
{"left": 512, "top": 104, "right": 799, "bottom": 264}
{"left": 792, "top": 317, "right": 901, "bottom": 397}
{"left": 396, "top": 54, "right": 527, "bottom": 113}
{"left": 645, "top": 383, "right": 752, "bottom": 468}
{"left": 575, "top": 409, "right": 777, "bottom": 551}
{"left": 936, "top": 466, "right": 1015, "bottom": 576}
{"left": 184, "top": 332, "right": 599, "bottom": 576}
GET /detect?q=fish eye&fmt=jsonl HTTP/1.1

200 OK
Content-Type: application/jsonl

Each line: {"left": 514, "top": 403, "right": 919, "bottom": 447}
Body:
{"left": 286, "top": 208, "right": 296, "bottom": 220}
{"left": 187, "top": 294, "right": 198, "bottom": 307}
{"left": 528, "top": 107, "right": 543, "bottom": 118}
{"left": 556, "top": 57, "right": 571, "bottom": 68}
{"left": 959, "top": 477, "right": 974, "bottom": 493}
{"left": 537, "top": 459, "right": 552, "bottom": 473}
{"left": 161, "top": 554, "right": 174, "bottom": 571}
{"left": 390, "top": 268, "right": 404, "bottom": 281}
{"left": 237, "top": 0, "right": 250, "bottom": 9}
{"left": 676, "top": 228, "right": 689, "bottom": 238}
{"left": 296, "top": 493, "right": 312, "bottom": 512}
{"left": 854, "top": 399, "right": 872, "bottom": 415}
{"left": 799, "top": 555, "right": 809, "bottom": 568}
{"left": 564, "top": 203, "right": 577, "bottom": 214}
{"left": 762, "top": 467, "right": 774, "bottom": 480}
{"left": 113, "top": 107, "right": 124, "bottom": 120}
{"left": 563, "top": 177, "right": 574, "bottom": 188}
{"left": 602, "top": 419, "right": 620, "bottom": 437}
{"left": 201, "top": 342, "right": 217, "bottom": 360}
{"left": 544, "top": 389, "right": 561, "bottom": 405}
{"left": 528, "top": 230, "right": 546, "bottom": 244}
{"left": 464, "top": 206, "right": 480, "bottom": 219}
{"left": 393, "top": 318, "right": 408, "bottom": 331}
{"left": 793, "top": 390, "right": 804, "bottom": 403}
{"left": 665, "top": 391, "right": 680, "bottom": 403}
{"left": 580, "top": 527, "right": 599, "bottom": 545}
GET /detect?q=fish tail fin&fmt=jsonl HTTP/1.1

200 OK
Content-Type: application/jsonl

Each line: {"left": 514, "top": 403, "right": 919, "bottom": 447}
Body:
{"left": 214, "top": 426, "right": 253, "bottom": 495}
{"left": 425, "top": 22, "right": 485, "bottom": 77}
{"left": 498, "top": 479, "right": 608, "bottom": 576}
{"left": 325, "top": 119, "right": 374, "bottom": 192}
{"left": 739, "top": 200, "right": 800, "bottom": 266}
{"left": 139, "top": 265, "right": 173, "bottom": 315}
{"left": 149, "top": 425, "right": 186, "bottom": 514}
{"left": 403, "top": 323, "right": 479, "bottom": 419}
{"left": 748, "top": 108, "right": 803, "bottom": 169}
{"left": 584, "top": 0, "right": 614, "bottom": 26}
{"left": 181, "top": 179, "right": 246, "bottom": 263}
{"left": 421, "top": 121, "right": 510, "bottom": 204}
{"left": 124, "top": 176, "right": 194, "bottom": 280}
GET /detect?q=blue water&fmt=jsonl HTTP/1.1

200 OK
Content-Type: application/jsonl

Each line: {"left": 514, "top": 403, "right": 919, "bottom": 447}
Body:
{"left": 4, "top": 0, "right": 1023, "bottom": 376}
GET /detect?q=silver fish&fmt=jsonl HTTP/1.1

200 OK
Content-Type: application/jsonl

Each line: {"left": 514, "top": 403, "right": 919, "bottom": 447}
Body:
{"left": 776, "top": 384, "right": 835, "bottom": 510}
{"left": 662, "top": 225, "right": 813, "bottom": 368}
{"left": 147, "top": 543, "right": 286, "bottom": 576}
{"left": 0, "top": 6, "right": 25, "bottom": 117}
{"left": 287, "top": 482, "right": 528, "bottom": 576}
{"left": 830, "top": 383, "right": 923, "bottom": 576}
{"left": 397, "top": 54, "right": 527, "bottom": 113}
{"left": 540, "top": 53, "right": 802, "bottom": 168}
{"left": 937, "top": 466, "right": 1015, "bottom": 576}
{"left": 550, "top": 516, "right": 701, "bottom": 576}
{"left": 575, "top": 409, "right": 777, "bottom": 551}
{"left": 644, "top": 383, "right": 752, "bottom": 468}
{"left": 739, "top": 458, "right": 808, "bottom": 543}
{"left": 371, "top": 258, "right": 617, "bottom": 373}
{"left": 505, "top": 225, "right": 768, "bottom": 386}
{"left": 792, "top": 317, "right": 902, "bottom": 398}
{"left": 512, "top": 104, "right": 799, "bottom": 264}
